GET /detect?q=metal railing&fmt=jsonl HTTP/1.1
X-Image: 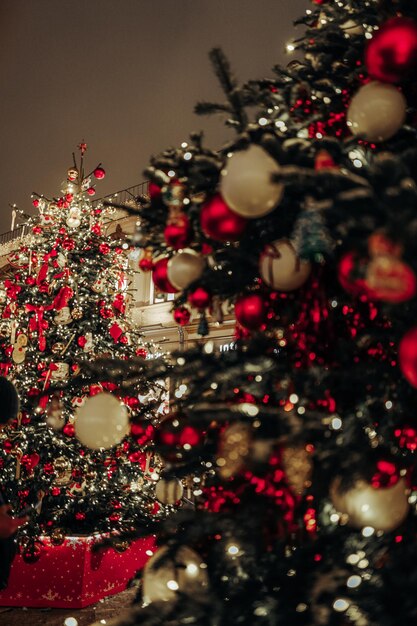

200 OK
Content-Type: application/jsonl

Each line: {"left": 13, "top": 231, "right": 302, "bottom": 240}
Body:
{"left": 0, "top": 181, "right": 149, "bottom": 246}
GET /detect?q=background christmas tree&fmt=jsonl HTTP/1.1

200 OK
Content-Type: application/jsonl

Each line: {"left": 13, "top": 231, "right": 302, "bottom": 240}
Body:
{"left": 86, "top": 1, "right": 417, "bottom": 625}
{"left": 0, "top": 145, "right": 171, "bottom": 558}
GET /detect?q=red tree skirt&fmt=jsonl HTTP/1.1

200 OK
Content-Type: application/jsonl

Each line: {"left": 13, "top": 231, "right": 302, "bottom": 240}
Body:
{"left": 0, "top": 534, "right": 155, "bottom": 608}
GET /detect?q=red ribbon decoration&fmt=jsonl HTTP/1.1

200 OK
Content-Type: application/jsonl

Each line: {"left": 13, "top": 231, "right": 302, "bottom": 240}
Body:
{"left": 52, "top": 285, "right": 74, "bottom": 310}
{"left": 26, "top": 304, "right": 52, "bottom": 351}
{"left": 4, "top": 280, "right": 21, "bottom": 300}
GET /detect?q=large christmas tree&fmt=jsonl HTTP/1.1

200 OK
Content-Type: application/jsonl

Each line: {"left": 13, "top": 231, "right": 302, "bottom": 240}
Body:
{"left": 0, "top": 145, "right": 170, "bottom": 555}
{"left": 85, "top": 1, "right": 417, "bottom": 625}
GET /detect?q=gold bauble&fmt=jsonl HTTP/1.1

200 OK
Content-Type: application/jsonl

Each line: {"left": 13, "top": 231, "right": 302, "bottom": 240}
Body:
{"left": 50, "top": 529, "right": 65, "bottom": 546}
{"left": 282, "top": 445, "right": 313, "bottom": 496}
{"left": 217, "top": 422, "right": 251, "bottom": 479}
{"left": 113, "top": 540, "right": 130, "bottom": 553}
{"left": 330, "top": 477, "right": 409, "bottom": 532}
{"left": 155, "top": 477, "right": 184, "bottom": 505}
{"left": 71, "top": 308, "right": 83, "bottom": 320}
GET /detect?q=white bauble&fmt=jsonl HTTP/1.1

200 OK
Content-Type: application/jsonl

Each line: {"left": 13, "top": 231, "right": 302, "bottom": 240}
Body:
{"left": 167, "top": 249, "right": 206, "bottom": 290}
{"left": 155, "top": 477, "right": 184, "bottom": 504}
{"left": 143, "top": 545, "right": 209, "bottom": 604}
{"left": 220, "top": 145, "right": 283, "bottom": 218}
{"left": 66, "top": 217, "right": 81, "bottom": 229}
{"left": 75, "top": 392, "right": 129, "bottom": 450}
{"left": 330, "top": 477, "right": 409, "bottom": 532}
{"left": 259, "top": 239, "right": 311, "bottom": 291}
{"left": 347, "top": 82, "right": 406, "bottom": 142}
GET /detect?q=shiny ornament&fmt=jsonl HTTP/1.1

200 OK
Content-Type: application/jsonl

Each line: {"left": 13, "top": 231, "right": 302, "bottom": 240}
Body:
{"left": 53, "top": 456, "right": 72, "bottom": 486}
{"left": 155, "top": 412, "right": 204, "bottom": 464}
{"left": 167, "top": 249, "right": 206, "bottom": 290}
{"left": 200, "top": 194, "right": 247, "bottom": 242}
{"left": 347, "top": 81, "right": 406, "bottom": 142}
{"left": 282, "top": 446, "right": 313, "bottom": 496}
{"left": 50, "top": 529, "right": 65, "bottom": 546}
{"left": 75, "top": 392, "right": 129, "bottom": 450}
{"left": 173, "top": 306, "right": 191, "bottom": 326}
{"left": 217, "top": 422, "right": 251, "bottom": 479}
{"left": 87, "top": 186, "right": 96, "bottom": 196}
{"left": 188, "top": 286, "right": 211, "bottom": 310}
{"left": 93, "top": 166, "right": 106, "bottom": 179}
{"left": 330, "top": 477, "right": 409, "bottom": 531}
{"left": 155, "top": 477, "right": 184, "bottom": 504}
{"left": 365, "top": 255, "right": 416, "bottom": 303}
{"left": 164, "top": 214, "right": 191, "bottom": 250}
{"left": 234, "top": 293, "right": 266, "bottom": 331}
{"left": 399, "top": 327, "right": 417, "bottom": 388}
{"left": 51, "top": 342, "right": 65, "bottom": 354}
{"left": 143, "top": 545, "right": 209, "bottom": 604}
{"left": 67, "top": 167, "right": 78, "bottom": 182}
{"left": 220, "top": 145, "right": 283, "bottom": 218}
{"left": 152, "top": 258, "right": 178, "bottom": 294}
{"left": 113, "top": 540, "right": 129, "bottom": 553}
{"left": 366, "top": 18, "right": 417, "bottom": 84}
{"left": 22, "top": 542, "right": 43, "bottom": 564}
{"left": 259, "top": 239, "right": 311, "bottom": 291}
{"left": 71, "top": 308, "right": 83, "bottom": 320}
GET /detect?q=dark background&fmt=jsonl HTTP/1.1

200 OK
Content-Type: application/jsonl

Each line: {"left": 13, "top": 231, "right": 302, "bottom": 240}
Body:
{"left": 0, "top": 0, "right": 308, "bottom": 232}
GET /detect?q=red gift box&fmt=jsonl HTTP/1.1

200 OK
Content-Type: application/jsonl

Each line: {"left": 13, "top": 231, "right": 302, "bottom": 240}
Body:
{"left": 0, "top": 534, "right": 155, "bottom": 608}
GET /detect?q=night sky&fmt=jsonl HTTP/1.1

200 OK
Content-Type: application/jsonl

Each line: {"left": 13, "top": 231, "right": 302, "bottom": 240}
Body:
{"left": 0, "top": 0, "right": 308, "bottom": 233}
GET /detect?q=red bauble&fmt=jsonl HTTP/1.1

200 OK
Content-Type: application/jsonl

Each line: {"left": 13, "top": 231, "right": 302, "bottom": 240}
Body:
{"left": 130, "top": 421, "right": 155, "bottom": 446}
{"left": 152, "top": 258, "right": 178, "bottom": 293}
{"left": 200, "top": 194, "right": 247, "bottom": 242}
{"left": 173, "top": 306, "right": 191, "bottom": 326}
{"left": 366, "top": 18, "right": 417, "bottom": 84}
{"left": 22, "top": 544, "right": 43, "bottom": 564}
{"left": 155, "top": 412, "right": 204, "bottom": 464}
{"left": 63, "top": 423, "right": 75, "bottom": 437}
{"left": 234, "top": 293, "right": 266, "bottom": 331}
{"left": 139, "top": 257, "right": 154, "bottom": 272}
{"left": 93, "top": 167, "right": 106, "bottom": 179}
{"left": 87, "top": 187, "right": 96, "bottom": 196}
{"left": 188, "top": 286, "right": 211, "bottom": 310}
{"left": 365, "top": 256, "right": 416, "bottom": 304}
{"left": 136, "top": 347, "right": 148, "bottom": 358}
{"left": 164, "top": 215, "right": 191, "bottom": 250}
{"left": 32, "top": 199, "right": 39, "bottom": 208}
{"left": 338, "top": 252, "right": 369, "bottom": 297}
{"left": 399, "top": 327, "right": 417, "bottom": 388}
{"left": 149, "top": 181, "right": 162, "bottom": 199}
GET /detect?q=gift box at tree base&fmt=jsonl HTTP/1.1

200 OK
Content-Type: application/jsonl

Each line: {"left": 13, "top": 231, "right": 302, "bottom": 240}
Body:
{"left": 0, "top": 534, "right": 155, "bottom": 608}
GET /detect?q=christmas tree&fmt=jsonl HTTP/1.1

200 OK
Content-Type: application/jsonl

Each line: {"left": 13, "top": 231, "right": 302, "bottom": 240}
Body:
{"left": 93, "top": 3, "right": 417, "bottom": 625}
{"left": 0, "top": 145, "right": 171, "bottom": 558}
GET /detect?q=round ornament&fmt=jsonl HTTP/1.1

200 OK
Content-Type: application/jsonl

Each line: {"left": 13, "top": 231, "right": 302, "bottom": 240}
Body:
{"left": 347, "top": 81, "right": 406, "bottom": 142}
{"left": 155, "top": 412, "right": 204, "bottom": 464}
{"left": 200, "top": 194, "right": 247, "bottom": 242}
{"left": 152, "top": 258, "right": 178, "bottom": 294}
{"left": 167, "top": 249, "right": 206, "bottom": 290}
{"left": 113, "top": 540, "right": 129, "bottom": 553}
{"left": 234, "top": 293, "right": 266, "bottom": 331}
{"left": 220, "top": 145, "right": 283, "bottom": 218}
{"left": 71, "top": 308, "right": 83, "bottom": 320}
{"left": 187, "top": 286, "right": 211, "bottom": 310}
{"left": 330, "top": 476, "right": 409, "bottom": 531}
{"left": 93, "top": 167, "right": 106, "bottom": 179}
{"left": 217, "top": 422, "right": 252, "bottom": 480}
{"left": 143, "top": 545, "right": 209, "bottom": 604}
{"left": 155, "top": 477, "right": 184, "bottom": 504}
{"left": 164, "top": 214, "right": 191, "bottom": 250}
{"left": 22, "top": 542, "right": 43, "bottom": 564}
{"left": 173, "top": 306, "right": 191, "bottom": 326}
{"left": 75, "top": 393, "right": 129, "bottom": 450}
{"left": 399, "top": 327, "right": 417, "bottom": 388}
{"left": 67, "top": 167, "right": 78, "bottom": 182}
{"left": 259, "top": 239, "right": 311, "bottom": 291}
{"left": 281, "top": 446, "right": 313, "bottom": 496}
{"left": 366, "top": 17, "right": 417, "bottom": 84}
{"left": 365, "top": 256, "right": 416, "bottom": 303}
{"left": 50, "top": 528, "right": 65, "bottom": 546}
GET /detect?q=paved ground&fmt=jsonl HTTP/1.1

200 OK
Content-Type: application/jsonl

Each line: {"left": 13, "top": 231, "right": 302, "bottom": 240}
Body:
{"left": 0, "top": 587, "right": 135, "bottom": 626}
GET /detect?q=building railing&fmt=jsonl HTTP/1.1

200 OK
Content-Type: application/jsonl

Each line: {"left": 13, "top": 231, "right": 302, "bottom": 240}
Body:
{"left": 0, "top": 181, "right": 149, "bottom": 246}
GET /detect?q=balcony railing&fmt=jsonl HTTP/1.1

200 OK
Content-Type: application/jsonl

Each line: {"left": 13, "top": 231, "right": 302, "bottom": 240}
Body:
{"left": 0, "top": 181, "right": 149, "bottom": 247}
